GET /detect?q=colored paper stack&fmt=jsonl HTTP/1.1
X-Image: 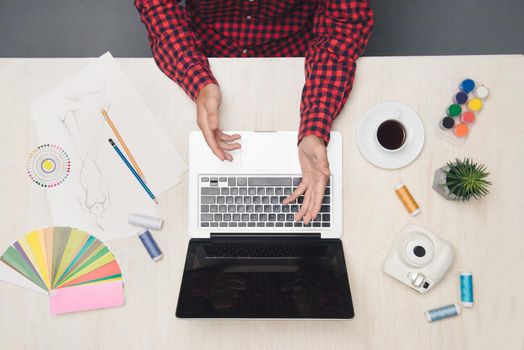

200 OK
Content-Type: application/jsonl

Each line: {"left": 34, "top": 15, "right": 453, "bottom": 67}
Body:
{"left": 0, "top": 227, "right": 125, "bottom": 314}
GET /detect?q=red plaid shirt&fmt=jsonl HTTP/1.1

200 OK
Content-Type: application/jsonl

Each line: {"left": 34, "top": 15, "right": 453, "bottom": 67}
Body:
{"left": 135, "top": 0, "right": 373, "bottom": 144}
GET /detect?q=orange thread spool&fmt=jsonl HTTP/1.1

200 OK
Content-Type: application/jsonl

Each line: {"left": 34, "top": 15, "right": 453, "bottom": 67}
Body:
{"left": 395, "top": 183, "right": 420, "bottom": 216}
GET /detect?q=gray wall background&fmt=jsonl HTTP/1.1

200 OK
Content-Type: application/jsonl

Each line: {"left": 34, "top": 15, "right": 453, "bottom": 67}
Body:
{"left": 1, "top": 0, "right": 523, "bottom": 57}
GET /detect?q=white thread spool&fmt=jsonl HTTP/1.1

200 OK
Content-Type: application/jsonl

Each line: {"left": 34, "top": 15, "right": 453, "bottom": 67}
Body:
{"left": 128, "top": 213, "right": 163, "bottom": 230}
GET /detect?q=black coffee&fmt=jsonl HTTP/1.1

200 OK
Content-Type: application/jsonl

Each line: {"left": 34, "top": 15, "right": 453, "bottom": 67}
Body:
{"left": 376, "top": 119, "right": 406, "bottom": 150}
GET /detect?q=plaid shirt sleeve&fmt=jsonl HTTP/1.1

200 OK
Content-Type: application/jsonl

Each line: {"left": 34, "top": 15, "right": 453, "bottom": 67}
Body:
{"left": 134, "top": 0, "right": 217, "bottom": 101}
{"left": 299, "top": 0, "right": 374, "bottom": 144}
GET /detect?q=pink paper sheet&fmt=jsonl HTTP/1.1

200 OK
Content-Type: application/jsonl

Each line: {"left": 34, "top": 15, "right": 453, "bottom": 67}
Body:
{"left": 49, "top": 280, "right": 124, "bottom": 314}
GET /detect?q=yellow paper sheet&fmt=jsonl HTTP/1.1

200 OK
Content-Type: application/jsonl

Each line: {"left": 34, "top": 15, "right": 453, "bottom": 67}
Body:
{"left": 44, "top": 227, "right": 54, "bottom": 283}
{"left": 25, "top": 229, "right": 51, "bottom": 288}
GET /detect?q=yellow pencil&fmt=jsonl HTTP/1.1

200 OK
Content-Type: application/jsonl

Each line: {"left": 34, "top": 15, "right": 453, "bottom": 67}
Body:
{"left": 100, "top": 108, "right": 146, "bottom": 182}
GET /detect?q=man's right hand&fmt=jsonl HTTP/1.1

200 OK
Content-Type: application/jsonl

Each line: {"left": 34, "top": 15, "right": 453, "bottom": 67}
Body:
{"left": 196, "top": 83, "right": 241, "bottom": 161}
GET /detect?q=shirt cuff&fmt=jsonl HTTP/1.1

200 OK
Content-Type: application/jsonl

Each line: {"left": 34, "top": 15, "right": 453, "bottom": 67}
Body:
{"left": 180, "top": 63, "right": 218, "bottom": 101}
{"left": 298, "top": 113, "right": 333, "bottom": 145}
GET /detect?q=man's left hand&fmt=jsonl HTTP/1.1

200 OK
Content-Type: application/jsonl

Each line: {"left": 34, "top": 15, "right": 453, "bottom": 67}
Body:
{"left": 283, "top": 135, "right": 330, "bottom": 224}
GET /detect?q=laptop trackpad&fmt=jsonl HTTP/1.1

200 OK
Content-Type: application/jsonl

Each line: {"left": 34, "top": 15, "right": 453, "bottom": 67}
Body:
{"left": 241, "top": 133, "right": 293, "bottom": 171}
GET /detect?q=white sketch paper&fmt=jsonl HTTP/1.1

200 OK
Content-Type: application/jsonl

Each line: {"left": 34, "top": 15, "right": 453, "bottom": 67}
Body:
{"left": 31, "top": 52, "right": 186, "bottom": 241}
{"left": 0, "top": 262, "right": 48, "bottom": 295}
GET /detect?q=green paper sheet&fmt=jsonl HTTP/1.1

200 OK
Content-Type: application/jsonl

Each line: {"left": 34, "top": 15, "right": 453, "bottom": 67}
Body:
{"left": 51, "top": 227, "right": 71, "bottom": 285}
{"left": 0, "top": 246, "right": 48, "bottom": 292}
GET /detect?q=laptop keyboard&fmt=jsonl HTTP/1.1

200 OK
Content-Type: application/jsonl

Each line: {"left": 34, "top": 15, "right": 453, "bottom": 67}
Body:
{"left": 199, "top": 175, "right": 331, "bottom": 229}
{"left": 204, "top": 243, "right": 328, "bottom": 258}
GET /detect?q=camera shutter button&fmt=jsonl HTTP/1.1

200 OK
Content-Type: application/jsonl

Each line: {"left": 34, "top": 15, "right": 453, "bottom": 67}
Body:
{"left": 410, "top": 272, "right": 425, "bottom": 287}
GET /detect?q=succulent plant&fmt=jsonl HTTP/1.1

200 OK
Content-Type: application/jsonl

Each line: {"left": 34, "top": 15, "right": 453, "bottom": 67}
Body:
{"left": 443, "top": 158, "right": 491, "bottom": 201}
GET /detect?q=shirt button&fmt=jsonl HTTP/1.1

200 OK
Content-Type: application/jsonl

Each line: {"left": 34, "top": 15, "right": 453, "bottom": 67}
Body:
{"left": 246, "top": 15, "right": 252, "bottom": 20}
{"left": 242, "top": 49, "right": 248, "bottom": 54}
{"left": 248, "top": 0, "right": 254, "bottom": 2}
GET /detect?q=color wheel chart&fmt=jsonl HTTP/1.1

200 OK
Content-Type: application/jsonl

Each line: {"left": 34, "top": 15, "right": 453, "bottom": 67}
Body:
{"left": 0, "top": 227, "right": 125, "bottom": 314}
{"left": 26, "top": 144, "right": 71, "bottom": 188}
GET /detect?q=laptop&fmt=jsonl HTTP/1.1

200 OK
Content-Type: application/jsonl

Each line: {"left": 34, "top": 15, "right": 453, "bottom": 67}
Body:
{"left": 176, "top": 131, "right": 354, "bottom": 319}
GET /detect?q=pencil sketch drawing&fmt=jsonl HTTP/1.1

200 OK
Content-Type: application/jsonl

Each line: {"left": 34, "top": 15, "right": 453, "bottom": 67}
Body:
{"left": 58, "top": 83, "right": 111, "bottom": 233}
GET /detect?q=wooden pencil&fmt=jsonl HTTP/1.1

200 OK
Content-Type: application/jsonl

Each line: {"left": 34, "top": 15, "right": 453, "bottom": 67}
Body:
{"left": 100, "top": 108, "right": 146, "bottom": 182}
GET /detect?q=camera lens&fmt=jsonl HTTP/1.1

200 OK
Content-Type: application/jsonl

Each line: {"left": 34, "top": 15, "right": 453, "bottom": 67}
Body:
{"left": 413, "top": 245, "right": 426, "bottom": 257}
{"left": 402, "top": 233, "right": 434, "bottom": 267}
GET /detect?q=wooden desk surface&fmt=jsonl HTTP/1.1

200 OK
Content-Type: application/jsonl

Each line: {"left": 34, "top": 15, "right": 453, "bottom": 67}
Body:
{"left": 0, "top": 55, "right": 523, "bottom": 350}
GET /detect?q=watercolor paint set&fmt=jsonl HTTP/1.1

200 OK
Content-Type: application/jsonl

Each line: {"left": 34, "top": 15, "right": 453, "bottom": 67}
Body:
{"left": 438, "top": 78, "right": 489, "bottom": 144}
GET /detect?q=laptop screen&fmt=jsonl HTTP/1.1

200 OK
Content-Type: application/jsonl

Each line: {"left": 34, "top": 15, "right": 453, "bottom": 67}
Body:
{"left": 176, "top": 238, "right": 354, "bottom": 319}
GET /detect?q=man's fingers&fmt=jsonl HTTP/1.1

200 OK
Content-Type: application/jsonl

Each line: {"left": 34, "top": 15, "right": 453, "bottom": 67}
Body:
{"left": 289, "top": 174, "right": 328, "bottom": 223}
{"left": 303, "top": 189, "right": 319, "bottom": 224}
{"left": 283, "top": 182, "right": 307, "bottom": 205}
{"left": 215, "top": 137, "right": 239, "bottom": 161}
{"left": 218, "top": 131, "right": 241, "bottom": 142}
{"left": 208, "top": 139, "right": 227, "bottom": 161}
{"left": 292, "top": 135, "right": 332, "bottom": 223}
{"left": 309, "top": 188, "right": 323, "bottom": 221}
{"left": 197, "top": 104, "right": 227, "bottom": 161}
{"left": 200, "top": 125, "right": 226, "bottom": 161}
{"left": 218, "top": 141, "right": 241, "bottom": 151}
{"left": 295, "top": 191, "right": 311, "bottom": 222}
{"left": 312, "top": 175, "right": 328, "bottom": 216}
{"left": 304, "top": 191, "right": 318, "bottom": 224}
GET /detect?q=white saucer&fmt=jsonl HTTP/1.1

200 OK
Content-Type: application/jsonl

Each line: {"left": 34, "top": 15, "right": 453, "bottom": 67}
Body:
{"left": 357, "top": 102, "right": 425, "bottom": 170}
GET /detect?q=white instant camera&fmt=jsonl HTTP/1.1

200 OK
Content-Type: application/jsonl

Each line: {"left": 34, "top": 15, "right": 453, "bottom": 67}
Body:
{"left": 382, "top": 225, "right": 454, "bottom": 294}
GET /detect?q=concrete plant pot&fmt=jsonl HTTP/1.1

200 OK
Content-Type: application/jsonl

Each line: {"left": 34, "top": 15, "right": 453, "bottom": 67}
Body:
{"left": 432, "top": 166, "right": 459, "bottom": 201}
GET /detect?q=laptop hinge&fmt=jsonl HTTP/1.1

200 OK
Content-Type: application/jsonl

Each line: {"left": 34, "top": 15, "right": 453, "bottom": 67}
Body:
{"left": 210, "top": 232, "right": 321, "bottom": 239}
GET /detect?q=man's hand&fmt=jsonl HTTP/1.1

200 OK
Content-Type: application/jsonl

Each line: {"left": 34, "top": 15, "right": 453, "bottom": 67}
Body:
{"left": 196, "top": 83, "right": 241, "bottom": 161}
{"left": 283, "top": 135, "right": 330, "bottom": 224}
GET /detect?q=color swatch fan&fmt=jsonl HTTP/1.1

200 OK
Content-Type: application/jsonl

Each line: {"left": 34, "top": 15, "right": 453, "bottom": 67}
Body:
{"left": 0, "top": 227, "right": 125, "bottom": 314}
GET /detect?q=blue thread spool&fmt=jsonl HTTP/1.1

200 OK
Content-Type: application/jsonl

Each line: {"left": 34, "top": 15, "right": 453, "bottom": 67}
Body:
{"left": 460, "top": 271, "right": 474, "bottom": 307}
{"left": 425, "top": 304, "right": 461, "bottom": 322}
{"left": 138, "top": 229, "right": 163, "bottom": 261}
{"left": 460, "top": 79, "right": 475, "bottom": 93}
